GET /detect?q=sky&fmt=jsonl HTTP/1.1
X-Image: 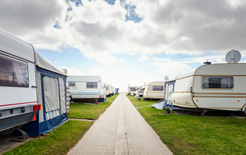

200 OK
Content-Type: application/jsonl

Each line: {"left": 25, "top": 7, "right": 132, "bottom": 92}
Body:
{"left": 1, "top": 0, "right": 246, "bottom": 91}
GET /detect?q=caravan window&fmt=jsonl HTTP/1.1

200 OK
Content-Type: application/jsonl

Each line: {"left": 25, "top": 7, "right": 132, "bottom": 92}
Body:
{"left": 130, "top": 88, "right": 136, "bottom": 91}
{"left": 69, "top": 82, "right": 75, "bottom": 86}
{"left": 0, "top": 54, "right": 28, "bottom": 87}
{"left": 87, "top": 82, "right": 97, "bottom": 88}
{"left": 153, "top": 86, "right": 163, "bottom": 91}
{"left": 202, "top": 76, "right": 233, "bottom": 88}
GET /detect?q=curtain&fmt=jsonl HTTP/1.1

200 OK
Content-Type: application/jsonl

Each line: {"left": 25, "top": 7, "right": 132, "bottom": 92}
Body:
{"left": 59, "top": 78, "right": 66, "bottom": 114}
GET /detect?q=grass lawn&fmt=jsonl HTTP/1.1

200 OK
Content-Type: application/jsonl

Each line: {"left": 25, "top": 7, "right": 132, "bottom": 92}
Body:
{"left": 4, "top": 95, "right": 119, "bottom": 155}
{"left": 4, "top": 120, "right": 92, "bottom": 155}
{"left": 127, "top": 95, "right": 246, "bottom": 155}
{"left": 68, "top": 94, "right": 118, "bottom": 120}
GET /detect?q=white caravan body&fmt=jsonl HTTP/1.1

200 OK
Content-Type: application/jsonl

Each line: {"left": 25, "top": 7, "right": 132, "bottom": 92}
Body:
{"left": 67, "top": 76, "right": 105, "bottom": 101}
{"left": 111, "top": 86, "right": 115, "bottom": 95}
{"left": 172, "top": 63, "right": 246, "bottom": 111}
{"left": 113, "top": 86, "right": 116, "bottom": 95}
{"left": 0, "top": 29, "right": 40, "bottom": 132}
{"left": 137, "top": 85, "right": 145, "bottom": 97}
{"left": 143, "top": 81, "right": 165, "bottom": 99}
{"left": 105, "top": 84, "right": 111, "bottom": 96}
{"left": 101, "top": 82, "right": 107, "bottom": 99}
{"left": 128, "top": 86, "right": 138, "bottom": 95}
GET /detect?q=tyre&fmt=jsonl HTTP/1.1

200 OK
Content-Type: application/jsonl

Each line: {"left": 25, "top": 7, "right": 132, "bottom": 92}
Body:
{"left": 242, "top": 109, "right": 246, "bottom": 116}
{"left": 165, "top": 110, "right": 170, "bottom": 114}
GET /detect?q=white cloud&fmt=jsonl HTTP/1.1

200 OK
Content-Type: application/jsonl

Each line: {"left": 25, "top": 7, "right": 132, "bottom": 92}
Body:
{"left": 138, "top": 55, "right": 149, "bottom": 62}
{"left": 150, "top": 53, "right": 237, "bottom": 79}
{"left": 0, "top": 0, "right": 67, "bottom": 36}
{"left": 152, "top": 57, "right": 192, "bottom": 78}
{"left": 1, "top": 0, "right": 246, "bottom": 64}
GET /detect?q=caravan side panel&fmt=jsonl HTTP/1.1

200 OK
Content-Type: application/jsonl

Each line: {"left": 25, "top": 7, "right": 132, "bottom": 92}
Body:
{"left": 70, "top": 81, "right": 101, "bottom": 99}
{"left": 0, "top": 36, "right": 38, "bottom": 132}
{"left": 67, "top": 76, "right": 102, "bottom": 100}
{"left": 172, "top": 76, "right": 196, "bottom": 108}
{"left": 143, "top": 82, "right": 165, "bottom": 99}
{"left": 193, "top": 75, "right": 246, "bottom": 111}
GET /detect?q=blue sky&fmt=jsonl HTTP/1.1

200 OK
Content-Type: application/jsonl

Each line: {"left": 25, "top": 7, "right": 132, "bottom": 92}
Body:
{"left": 1, "top": 0, "right": 246, "bottom": 91}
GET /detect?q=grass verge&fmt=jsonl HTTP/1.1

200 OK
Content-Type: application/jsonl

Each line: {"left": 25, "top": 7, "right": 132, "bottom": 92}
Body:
{"left": 4, "top": 120, "right": 92, "bottom": 155}
{"left": 68, "top": 94, "right": 119, "bottom": 120}
{"left": 127, "top": 95, "right": 246, "bottom": 155}
{"left": 4, "top": 95, "right": 119, "bottom": 155}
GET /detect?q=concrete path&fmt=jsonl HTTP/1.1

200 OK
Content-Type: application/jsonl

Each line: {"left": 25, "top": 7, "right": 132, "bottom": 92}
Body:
{"left": 68, "top": 93, "right": 172, "bottom": 155}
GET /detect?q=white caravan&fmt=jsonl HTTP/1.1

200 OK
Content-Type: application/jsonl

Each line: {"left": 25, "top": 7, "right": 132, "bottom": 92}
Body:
{"left": 137, "top": 85, "right": 145, "bottom": 97}
{"left": 0, "top": 29, "right": 41, "bottom": 132}
{"left": 128, "top": 86, "right": 138, "bottom": 95}
{"left": 67, "top": 76, "right": 106, "bottom": 102}
{"left": 111, "top": 86, "right": 115, "bottom": 95}
{"left": 105, "top": 84, "right": 111, "bottom": 97}
{"left": 101, "top": 82, "right": 107, "bottom": 100}
{"left": 151, "top": 80, "right": 175, "bottom": 110}
{"left": 143, "top": 81, "right": 165, "bottom": 100}
{"left": 172, "top": 63, "right": 246, "bottom": 113}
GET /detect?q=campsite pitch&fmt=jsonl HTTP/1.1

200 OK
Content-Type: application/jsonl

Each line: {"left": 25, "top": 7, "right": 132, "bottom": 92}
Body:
{"left": 3, "top": 95, "right": 118, "bottom": 155}
{"left": 3, "top": 120, "right": 92, "bottom": 155}
{"left": 68, "top": 94, "right": 118, "bottom": 120}
{"left": 127, "top": 95, "right": 246, "bottom": 155}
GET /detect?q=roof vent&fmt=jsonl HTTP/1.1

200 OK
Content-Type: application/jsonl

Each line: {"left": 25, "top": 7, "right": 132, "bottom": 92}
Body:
{"left": 204, "top": 61, "right": 211, "bottom": 65}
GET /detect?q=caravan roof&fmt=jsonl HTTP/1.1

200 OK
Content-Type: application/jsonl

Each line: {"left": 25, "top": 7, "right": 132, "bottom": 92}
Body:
{"left": 128, "top": 86, "right": 138, "bottom": 88}
{"left": 0, "top": 28, "right": 34, "bottom": 62}
{"left": 67, "top": 75, "right": 101, "bottom": 81}
{"left": 176, "top": 69, "right": 196, "bottom": 79}
{"left": 147, "top": 81, "right": 164, "bottom": 85}
{"left": 176, "top": 63, "right": 246, "bottom": 80}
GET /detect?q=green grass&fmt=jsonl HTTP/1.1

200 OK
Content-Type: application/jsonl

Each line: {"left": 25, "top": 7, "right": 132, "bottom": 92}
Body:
{"left": 4, "top": 120, "right": 92, "bottom": 155}
{"left": 68, "top": 94, "right": 119, "bottom": 120}
{"left": 128, "top": 95, "right": 158, "bottom": 108}
{"left": 4, "top": 95, "right": 119, "bottom": 155}
{"left": 127, "top": 95, "right": 246, "bottom": 155}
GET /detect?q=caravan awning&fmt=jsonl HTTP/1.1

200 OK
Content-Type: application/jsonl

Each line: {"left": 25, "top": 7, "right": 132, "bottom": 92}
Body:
{"left": 35, "top": 51, "right": 66, "bottom": 76}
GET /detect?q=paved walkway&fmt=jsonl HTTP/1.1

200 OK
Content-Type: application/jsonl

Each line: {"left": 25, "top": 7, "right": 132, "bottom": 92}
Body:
{"left": 68, "top": 93, "right": 172, "bottom": 155}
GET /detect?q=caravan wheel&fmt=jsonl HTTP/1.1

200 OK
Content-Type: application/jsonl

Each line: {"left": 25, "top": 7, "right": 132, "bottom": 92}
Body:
{"left": 242, "top": 109, "right": 246, "bottom": 116}
{"left": 165, "top": 110, "right": 170, "bottom": 114}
